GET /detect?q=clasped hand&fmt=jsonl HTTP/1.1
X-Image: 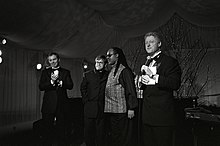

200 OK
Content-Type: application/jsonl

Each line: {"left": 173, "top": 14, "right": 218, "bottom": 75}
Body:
{"left": 141, "top": 65, "right": 153, "bottom": 77}
{"left": 139, "top": 65, "right": 154, "bottom": 85}
{"left": 51, "top": 73, "right": 62, "bottom": 87}
{"left": 51, "top": 73, "right": 58, "bottom": 81}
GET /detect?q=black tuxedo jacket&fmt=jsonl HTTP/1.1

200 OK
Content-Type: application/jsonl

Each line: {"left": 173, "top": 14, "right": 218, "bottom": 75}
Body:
{"left": 39, "top": 67, "right": 73, "bottom": 114}
{"left": 141, "top": 53, "right": 181, "bottom": 126}
{"left": 80, "top": 69, "right": 109, "bottom": 118}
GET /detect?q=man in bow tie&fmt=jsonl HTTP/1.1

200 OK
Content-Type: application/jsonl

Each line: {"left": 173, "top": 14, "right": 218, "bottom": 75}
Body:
{"left": 139, "top": 32, "right": 182, "bottom": 146}
{"left": 39, "top": 52, "right": 73, "bottom": 144}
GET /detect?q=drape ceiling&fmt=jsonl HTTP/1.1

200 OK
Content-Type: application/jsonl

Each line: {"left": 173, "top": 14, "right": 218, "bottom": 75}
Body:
{"left": 0, "top": 0, "right": 220, "bottom": 61}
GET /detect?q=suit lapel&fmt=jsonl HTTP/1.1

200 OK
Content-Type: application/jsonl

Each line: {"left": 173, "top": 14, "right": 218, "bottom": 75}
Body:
{"left": 47, "top": 68, "right": 52, "bottom": 77}
{"left": 155, "top": 54, "right": 164, "bottom": 72}
{"left": 58, "top": 68, "right": 63, "bottom": 80}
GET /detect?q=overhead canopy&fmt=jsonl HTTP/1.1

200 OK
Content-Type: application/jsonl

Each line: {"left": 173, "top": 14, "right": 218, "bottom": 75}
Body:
{"left": 0, "top": 0, "right": 220, "bottom": 60}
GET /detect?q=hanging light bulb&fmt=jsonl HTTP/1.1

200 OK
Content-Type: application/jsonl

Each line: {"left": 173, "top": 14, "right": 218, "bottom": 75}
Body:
{"left": 2, "top": 39, "right": 7, "bottom": 45}
{"left": 83, "top": 64, "right": 88, "bottom": 69}
{"left": 36, "top": 63, "right": 42, "bottom": 70}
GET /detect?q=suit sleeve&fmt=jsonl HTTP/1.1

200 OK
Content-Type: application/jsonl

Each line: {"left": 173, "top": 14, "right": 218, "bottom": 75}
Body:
{"left": 80, "top": 73, "right": 88, "bottom": 104}
{"left": 39, "top": 69, "right": 55, "bottom": 91}
{"left": 120, "top": 68, "right": 138, "bottom": 110}
{"left": 62, "top": 70, "right": 74, "bottom": 90}
{"left": 157, "top": 58, "right": 182, "bottom": 90}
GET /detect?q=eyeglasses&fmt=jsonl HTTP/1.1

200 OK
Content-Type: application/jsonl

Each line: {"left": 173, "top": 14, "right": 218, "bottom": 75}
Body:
{"left": 106, "top": 54, "right": 114, "bottom": 58}
{"left": 95, "top": 61, "right": 104, "bottom": 64}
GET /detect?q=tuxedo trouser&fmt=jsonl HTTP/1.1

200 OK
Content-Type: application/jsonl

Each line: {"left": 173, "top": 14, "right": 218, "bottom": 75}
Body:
{"left": 42, "top": 109, "right": 70, "bottom": 142}
{"left": 142, "top": 123, "right": 174, "bottom": 146}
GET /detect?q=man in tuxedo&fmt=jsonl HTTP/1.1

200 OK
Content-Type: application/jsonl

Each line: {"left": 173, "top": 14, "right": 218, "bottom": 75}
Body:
{"left": 80, "top": 55, "right": 109, "bottom": 146}
{"left": 139, "top": 32, "right": 181, "bottom": 146}
{"left": 39, "top": 52, "right": 73, "bottom": 144}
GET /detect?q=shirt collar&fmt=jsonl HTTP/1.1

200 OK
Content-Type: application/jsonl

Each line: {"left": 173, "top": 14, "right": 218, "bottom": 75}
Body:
{"left": 52, "top": 66, "right": 60, "bottom": 70}
{"left": 149, "top": 51, "right": 161, "bottom": 59}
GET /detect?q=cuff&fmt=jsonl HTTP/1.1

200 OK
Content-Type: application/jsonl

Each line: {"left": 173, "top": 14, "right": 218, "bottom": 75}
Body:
{"left": 153, "top": 74, "right": 159, "bottom": 83}
{"left": 51, "top": 80, "right": 55, "bottom": 86}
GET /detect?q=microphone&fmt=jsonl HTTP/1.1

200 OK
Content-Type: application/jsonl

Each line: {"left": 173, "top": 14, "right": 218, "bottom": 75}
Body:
{"left": 141, "top": 56, "right": 151, "bottom": 75}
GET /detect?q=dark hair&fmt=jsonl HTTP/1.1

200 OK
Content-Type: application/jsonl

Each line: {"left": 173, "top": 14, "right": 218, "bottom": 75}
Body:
{"left": 111, "top": 47, "right": 131, "bottom": 77}
{"left": 95, "top": 55, "right": 107, "bottom": 64}
{"left": 47, "top": 52, "right": 60, "bottom": 60}
{"left": 144, "top": 32, "right": 161, "bottom": 43}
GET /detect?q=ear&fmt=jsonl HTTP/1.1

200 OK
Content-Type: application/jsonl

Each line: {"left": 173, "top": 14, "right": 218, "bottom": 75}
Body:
{"left": 158, "top": 41, "right": 161, "bottom": 47}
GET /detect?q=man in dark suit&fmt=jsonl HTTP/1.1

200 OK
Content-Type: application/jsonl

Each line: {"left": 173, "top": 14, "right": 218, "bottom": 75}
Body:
{"left": 139, "top": 32, "right": 182, "bottom": 146}
{"left": 80, "top": 55, "right": 109, "bottom": 146}
{"left": 39, "top": 52, "right": 73, "bottom": 144}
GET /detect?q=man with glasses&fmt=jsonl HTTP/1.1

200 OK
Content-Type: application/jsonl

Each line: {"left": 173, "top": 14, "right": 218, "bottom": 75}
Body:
{"left": 104, "top": 47, "right": 138, "bottom": 146}
{"left": 80, "top": 55, "right": 109, "bottom": 146}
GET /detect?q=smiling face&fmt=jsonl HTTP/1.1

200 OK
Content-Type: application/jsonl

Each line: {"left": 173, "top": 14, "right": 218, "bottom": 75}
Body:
{"left": 48, "top": 54, "right": 60, "bottom": 68}
{"left": 144, "top": 35, "right": 161, "bottom": 56}
{"left": 95, "top": 58, "right": 105, "bottom": 71}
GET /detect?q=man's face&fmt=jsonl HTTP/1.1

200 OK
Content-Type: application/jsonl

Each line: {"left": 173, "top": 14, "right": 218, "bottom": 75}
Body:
{"left": 95, "top": 58, "right": 105, "bottom": 71}
{"left": 144, "top": 36, "right": 161, "bottom": 55}
{"left": 48, "top": 54, "right": 59, "bottom": 68}
{"left": 106, "top": 49, "right": 118, "bottom": 66}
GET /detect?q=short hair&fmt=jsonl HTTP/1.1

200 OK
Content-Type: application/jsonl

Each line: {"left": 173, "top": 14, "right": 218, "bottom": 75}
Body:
{"left": 95, "top": 55, "right": 107, "bottom": 64}
{"left": 47, "top": 52, "right": 60, "bottom": 60}
{"left": 144, "top": 32, "right": 161, "bottom": 43}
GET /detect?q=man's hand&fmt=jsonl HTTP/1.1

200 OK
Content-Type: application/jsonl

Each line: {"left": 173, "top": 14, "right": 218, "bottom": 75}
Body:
{"left": 141, "top": 75, "right": 151, "bottom": 85}
{"left": 58, "top": 80, "right": 63, "bottom": 87}
{"left": 51, "top": 73, "right": 59, "bottom": 81}
{"left": 128, "top": 110, "right": 135, "bottom": 119}
{"left": 51, "top": 73, "right": 59, "bottom": 85}
{"left": 141, "top": 65, "right": 153, "bottom": 77}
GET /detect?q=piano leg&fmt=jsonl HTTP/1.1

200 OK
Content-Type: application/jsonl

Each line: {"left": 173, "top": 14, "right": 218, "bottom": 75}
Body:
{"left": 192, "top": 121, "right": 198, "bottom": 146}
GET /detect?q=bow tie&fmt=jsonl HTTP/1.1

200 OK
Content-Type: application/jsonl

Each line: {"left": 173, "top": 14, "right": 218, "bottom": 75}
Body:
{"left": 51, "top": 67, "right": 60, "bottom": 71}
{"left": 145, "top": 55, "right": 160, "bottom": 66}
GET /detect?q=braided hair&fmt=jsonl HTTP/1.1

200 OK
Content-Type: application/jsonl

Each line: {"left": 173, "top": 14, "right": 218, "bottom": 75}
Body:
{"left": 111, "top": 47, "right": 131, "bottom": 77}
